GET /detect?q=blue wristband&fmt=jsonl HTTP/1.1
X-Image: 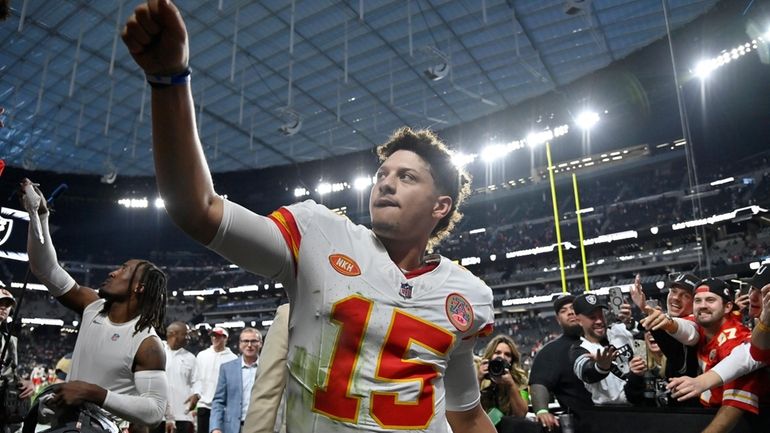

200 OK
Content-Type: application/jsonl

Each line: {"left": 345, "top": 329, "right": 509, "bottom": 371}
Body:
{"left": 146, "top": 67, "right": 192, "bottom": 88}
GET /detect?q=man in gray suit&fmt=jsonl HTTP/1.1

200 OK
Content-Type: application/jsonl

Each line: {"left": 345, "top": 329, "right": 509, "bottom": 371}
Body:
{"left": 210, "top": 328, "right": 262, "bottom": 433}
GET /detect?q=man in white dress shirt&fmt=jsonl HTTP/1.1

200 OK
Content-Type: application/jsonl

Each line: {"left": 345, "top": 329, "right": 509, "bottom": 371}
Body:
{"left": 188, "top": 327, "right": 237, "bottom": 433}
{"left": 158, "top": 321, "right": 196, "bottom": 433}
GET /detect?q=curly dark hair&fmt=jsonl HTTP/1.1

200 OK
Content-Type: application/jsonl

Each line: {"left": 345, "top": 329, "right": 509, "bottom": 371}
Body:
{"left": 376, "top": 127, "right": 471, "bottom": 248}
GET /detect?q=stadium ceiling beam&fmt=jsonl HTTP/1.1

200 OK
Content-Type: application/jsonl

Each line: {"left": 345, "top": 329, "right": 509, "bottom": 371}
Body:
{"left": 338, "top": 1, "right": 464, "bottom": 123}
{"left": 507, "top": 2, "right": 558, "bottom": 89}
{"left": 584, "top": 1, "right": 616, "bottom": 63}
{"left": 427, "top": 0, "right": 512, "bottom": 107}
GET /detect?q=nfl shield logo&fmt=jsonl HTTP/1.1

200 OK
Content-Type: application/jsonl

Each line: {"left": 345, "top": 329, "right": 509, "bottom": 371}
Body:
{"left": 399, "top": 282, "right": 413, "bottom": 299}
{"left": 111, "top": 333, "right": 120, "bottom": 341}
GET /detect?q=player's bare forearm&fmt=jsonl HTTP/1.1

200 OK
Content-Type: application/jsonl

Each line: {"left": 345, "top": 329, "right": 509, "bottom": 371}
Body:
{"left": 150, "top": 85, "right": 223, "bottom": 245}
{"left": 529, "top": 384, "right": 551, "bottom": 412}
{"left": 122, "top": 0, "right": 223, "bottom": 244}
{"left": 702, "top": 405, "right": 743, "bottom": 433}
{"left": 447, "top": 404, "right": 496, "bottom": 433}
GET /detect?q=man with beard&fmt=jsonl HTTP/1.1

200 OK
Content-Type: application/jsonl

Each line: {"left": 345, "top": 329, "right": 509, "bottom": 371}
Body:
{"left": 643, "top": 278, "right": 768, "bottom": 433}
{"left": 661, "top": 268, "right": 768, "bottom": 405}
{"left": 631, "top": 273, "right": 700, "bottom": 379}
{"left": 22, "top": 179, "right": 169, "bottom": 428}
{"left": 529, "top": 295, "right": 593, "bottom": 432}
{"left": 569, "top": 294, "right": 647, "bottom": 406}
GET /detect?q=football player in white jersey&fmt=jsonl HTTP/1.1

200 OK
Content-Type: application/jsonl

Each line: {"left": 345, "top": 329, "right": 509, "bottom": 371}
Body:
{"left": 122, "top": 2, "right": 496, "bottom": 432}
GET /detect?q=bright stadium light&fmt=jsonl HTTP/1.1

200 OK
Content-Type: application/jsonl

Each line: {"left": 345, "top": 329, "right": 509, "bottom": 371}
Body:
{"left": 294, "top": 187, "right": 309, "bottom": 197}
{"left": 353, "top": 176, "right": 372, "bottom": 190}
{"left": 694, "top": 59, "right": 716, "bottom": 79}
{"left": 575, "top": 111, "right": 600, "bottom": 130}
{"left": 118, "top": 198, "right": 148, "bottom": 209}
{"left": 316, "top": 183, "right": 332, "bottom": 195}
{"left": 451, "top": 152, "right": 476, "bottom": 168}
{"left": 481, "top": 144, "right": 508, "bottom": 163}
{"left": 154, "top": 198, "right": 165, "bottom": 209}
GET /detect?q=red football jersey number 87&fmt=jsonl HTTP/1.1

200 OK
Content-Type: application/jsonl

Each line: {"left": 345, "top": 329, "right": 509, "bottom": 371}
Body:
{"left": 312, "top": 295, "right": 455, "bottom": 429}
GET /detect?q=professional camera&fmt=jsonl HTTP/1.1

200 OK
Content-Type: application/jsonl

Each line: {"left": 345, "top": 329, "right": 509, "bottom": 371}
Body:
{"left": 487, "top": 357, "right": 511, "bottom": 378}
{"left": 0, "top": 374, "right": 31, "bottom": 424}
{"left": 643, "top": 371, "right": 671, "bottom": 407}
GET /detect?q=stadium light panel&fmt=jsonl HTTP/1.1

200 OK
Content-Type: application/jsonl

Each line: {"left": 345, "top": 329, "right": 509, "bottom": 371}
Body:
{"left": 22, "top": 318, "right": 64, "bottom": 326}
{"left": 154, "top": 198, "right": 165, "bottom": 209}
{"left": 353, "top": 176, "right": 372, "bottom": 190}
{"left": 481, "top": 144, "right": 508, "bottom": 163}
{"left": 575, "top": 111, "right": 600, "bottom": 130}
{"left": 710, "top": 177, "right": 734, "bottom": 186}
{"left": 118, "top": 198, "right": 148, "bottom": 208}
{"left": 216, "top": 321, "right": 246, "bottom": 329}
{"left": 12, "top": 282, "right": 46, "bottom": 291}
{"left": 451, "top": 152, "right": 477, "bottom": 168}
{"left": 526, "top": 132, "right": 544, "bottom": 147}
{"left": 316, "top": 183, "right": 332, "bottom": 195}
{"left": 294, "top": 187, "right": 309, "bottom": 197}
{"left": 694, "top": 59, "right": 716, "bottom": 79}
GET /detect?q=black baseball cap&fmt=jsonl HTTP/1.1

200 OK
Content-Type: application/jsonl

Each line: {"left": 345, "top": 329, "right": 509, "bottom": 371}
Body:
{"left": 668, "top": 273, "right": 699, "bottom": 293}
{"left": 553, "top": 294, "right": 576, "bottom": 313}
{"left": 694, "top": 278, "right": 733, "bottom": 304}
{"left": 749, "top": 265, "right": 770, "bottom": 290}
{"left": 572, "top": 294, "right": 608, "bottom": 316}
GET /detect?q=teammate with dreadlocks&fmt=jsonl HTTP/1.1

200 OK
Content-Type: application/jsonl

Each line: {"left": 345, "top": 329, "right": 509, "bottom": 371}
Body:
{"left": 21, "top": 178, "right": 169, "bottom": 428}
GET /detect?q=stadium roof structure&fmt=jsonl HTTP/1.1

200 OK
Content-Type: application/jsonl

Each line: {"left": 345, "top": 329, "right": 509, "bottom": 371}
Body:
{"left": 0, "top": 0, "right": 721, "bottom": 177}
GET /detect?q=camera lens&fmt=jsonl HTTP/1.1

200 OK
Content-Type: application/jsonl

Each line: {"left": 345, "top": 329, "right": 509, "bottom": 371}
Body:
{"left": 487, "top": 358, "right": 510, "bottom": 377}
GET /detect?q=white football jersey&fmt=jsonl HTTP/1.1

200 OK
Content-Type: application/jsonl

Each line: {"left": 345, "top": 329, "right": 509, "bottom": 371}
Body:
{"left": 267, "top": 200, "right": 494, "bottom": 433}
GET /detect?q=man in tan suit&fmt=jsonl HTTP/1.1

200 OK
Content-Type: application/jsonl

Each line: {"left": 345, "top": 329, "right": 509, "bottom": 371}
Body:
{"left": 243, "top": 304, "right": 289, "bottom": 433}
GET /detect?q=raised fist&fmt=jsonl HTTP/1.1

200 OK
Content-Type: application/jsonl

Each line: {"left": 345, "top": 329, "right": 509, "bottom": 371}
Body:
{"left": 121, "top": 0, "right": 189, "bottom": 76}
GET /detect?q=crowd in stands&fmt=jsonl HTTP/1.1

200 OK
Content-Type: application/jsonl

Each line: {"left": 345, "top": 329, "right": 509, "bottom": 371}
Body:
{"left": 3, "top": 147, "right": 770, "bottom": 433}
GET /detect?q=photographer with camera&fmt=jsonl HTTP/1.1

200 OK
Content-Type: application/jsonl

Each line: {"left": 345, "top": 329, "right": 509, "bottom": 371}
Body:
{"left": 0, "top": 288, "right": 34, "bottom": 433}
{"left": 477, "top": 335, "right": 539, "bottom": 433}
